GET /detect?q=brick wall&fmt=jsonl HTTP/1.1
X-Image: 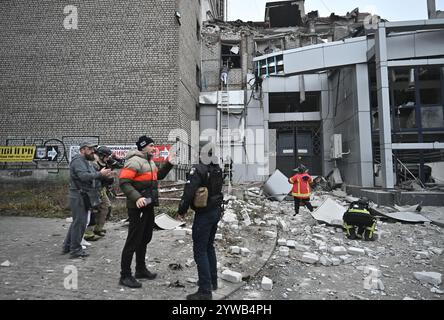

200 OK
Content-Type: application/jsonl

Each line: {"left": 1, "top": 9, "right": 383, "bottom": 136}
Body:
{"left": 0, "top": 0, "right": 199, "bottom": 149}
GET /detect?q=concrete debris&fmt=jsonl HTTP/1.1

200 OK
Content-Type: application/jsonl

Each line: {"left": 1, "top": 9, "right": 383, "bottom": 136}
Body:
{"left": 311, "top": 198, "right": 346, "bottom": 226}
{"left": 364, "top": 266, "right": 382, "bottom": 278}
{"left": 230, "top": 246, "right": 241, "bottom": 254}
{"left": 339, "top": 255, "right": 354, "bottom": 264}
{"left": 286, "top": 240, "right": 296, "bottom": 248}
{"left": 215, "top": 233, "right": 223, "bottom": 240}
{"left": 221, "top": 270, "right": 243, "bottom": 283}
{"left": 331, "top": 257, "right": 341, "bottom": 266}
{"left": 65, "top": 217, "right": 73, "bottom": 223}
{"left": 240, "top": 248, "right": 251, "bottom": 257}
{"left": 347, "top": 247, "right": 366, "bottom": 256}
{"left": 242, "top": 211, "right": 252, "bottom": 226}
{"left": 430, "top": 247, "right": 443, "bottom": 255}
{"left": 413, "top": 271, "right": 442, "bottom": 286}
{"left": 265, "top": 231, "right": 277, "bottom": 238}
{"left": 1, "top": 260, "right": 11, "bottom": 267}
{"left": 154, "top": 213, "right": 185, "bottom": 230}
{"left": 319, "top": 255, "right": 333, "bottom": 266}
{"left": 186, "top": 277, "right": 198, "bottom": 284}
{"left": 263, "top": 169, "right": 292, "bottom": 202}
{"left": 301, "top": 252, "right": 319, "bottom": 264}
{"left": 185, "top": 259, "right": 195, "bottom": 267}
{"left": 295, "top": 244, "right": 310, "bottom": 252}
{"left": 376, "top": 210, "right": 431, "bottom": 223}
{"left": 222, "top": 211, "right": 238, "bottom": 223}
{"left": 330, "top": 246, "right": 347, "bottom": 255}
{"left": 278, "top": 238, "right": 287, "bottom": 246}
{"left": 430, "top": 287, "right": 443, "bottom": 294}
{"left": 394, "top": 204, "right": 421, "bottom": 212}
{"left": 279, "top": 246, "right": 290, "bottom": 257}
{"left": 261, "top": 276, "right": 273, "bottom": 290}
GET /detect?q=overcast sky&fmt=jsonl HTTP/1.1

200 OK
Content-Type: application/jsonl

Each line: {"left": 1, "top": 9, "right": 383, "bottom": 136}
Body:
{"left": 227, "top": 0, "right": 444, "bottom": 22}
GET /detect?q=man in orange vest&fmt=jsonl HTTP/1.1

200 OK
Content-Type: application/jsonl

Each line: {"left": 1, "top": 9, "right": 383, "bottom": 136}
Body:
{"left": 288, "top": 164, "right": 314, "bottom": 216}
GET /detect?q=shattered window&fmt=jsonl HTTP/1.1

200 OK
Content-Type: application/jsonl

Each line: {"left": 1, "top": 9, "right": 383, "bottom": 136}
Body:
{"left": 221, "top": 43, "right": 241, "bottom": 68}
{"left": 256, "top": 55, "right": 283, "bottom": 76}
{"left": 269, "top": 92, "right": 320, "bottom": 113}
{"left": 390, "top": 66, "right": 444, "bottom": 133}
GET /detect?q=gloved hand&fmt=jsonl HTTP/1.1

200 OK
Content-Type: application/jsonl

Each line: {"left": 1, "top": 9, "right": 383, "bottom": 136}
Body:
{"left": 302, "top": 176, "right": 310, "bottom": 181}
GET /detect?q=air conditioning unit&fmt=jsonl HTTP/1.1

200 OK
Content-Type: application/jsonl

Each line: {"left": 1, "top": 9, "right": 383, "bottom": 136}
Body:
{"left": 330, "top": 134, "right": 343, "bottom": 159}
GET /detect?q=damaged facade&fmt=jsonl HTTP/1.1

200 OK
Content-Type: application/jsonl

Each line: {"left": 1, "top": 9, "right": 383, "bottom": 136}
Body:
{"left": 200, "top": 0, "right": 444, "bottom": 196}
{"left": 0, "top": 0, "right": 209, "bottom": 171}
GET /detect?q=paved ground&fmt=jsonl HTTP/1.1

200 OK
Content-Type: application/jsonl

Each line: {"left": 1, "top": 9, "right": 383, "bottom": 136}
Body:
{"left": 0, "top": 215, "right": 276, "bottom": 300}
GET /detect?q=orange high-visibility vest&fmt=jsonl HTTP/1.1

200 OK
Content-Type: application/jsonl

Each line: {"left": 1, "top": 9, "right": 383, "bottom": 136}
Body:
{"left": 289, "top": 173, "right": 313, "bottom": 199}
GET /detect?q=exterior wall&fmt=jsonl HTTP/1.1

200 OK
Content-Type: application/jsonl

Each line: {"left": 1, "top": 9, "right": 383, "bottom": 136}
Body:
{"left": 176, "top": 0, "right": 202, "bottom": 162}
{"left": 327, "top": 65, "right": 374, "bottom": 186}
{"left": 0, "top": 0, "right": 184, "bottom": 149}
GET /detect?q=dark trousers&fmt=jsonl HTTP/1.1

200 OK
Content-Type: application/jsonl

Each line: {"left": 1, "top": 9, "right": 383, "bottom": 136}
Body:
{"left": 120, "top": 205, "right": 155, "bottom": 277}
{"left": 294, "top": 197, "right": 313, "bottom": 215}
{"left": 192, "top": 207, "right": 221, "bottom": 294}
{"left": 63, "top": 192, "right": 88, "bottom": 254}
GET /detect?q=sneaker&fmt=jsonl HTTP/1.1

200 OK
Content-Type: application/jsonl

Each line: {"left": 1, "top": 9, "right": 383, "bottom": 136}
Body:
{"left": 81, "top": 239, "right": 91, "bottom": 246}
{"left": 135, "top": 269, "right": 157, "bottom": 280}
{"left": 62, "top": 247, "right": 70, "bottom": 255}
{"left": 186, "top": 291, "right": 212, "bottom": 300}
{"left": 70, "top": 250, "right": 89, "bottom": 259}
{"left": 119, "top": 276, "right": 142, "bottom": 288}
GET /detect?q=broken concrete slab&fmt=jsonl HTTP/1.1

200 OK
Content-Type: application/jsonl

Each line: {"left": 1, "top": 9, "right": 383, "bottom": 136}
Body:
{"left": 263, "top": 169, "right": 292, "bottom": 202}
{"left": 261, "top": 276, "right": 273, "bottom": 290}
{"left": 1, "top": 260, "right": 11, "bottom": 267}
{"left": 154, "top": 213, "right": 185, "bottom": 230}
{"left": 279, "top": 246, "right": 290, "bottom": 256}
{"left": 311, "top": 198, "right": 346, "bottom": 226}
{"left": 221, "top": 270, "right": 243, "bottom": 283}
{"left": 347, "top": 247, "right": 366, "bottom": 256}
{"left": 265, "top": 231, "right": 277, "bottom": 238}
{"left": 394, "top": 204, "right": 421, "bottom": 212}
{"left": 301, "top": 252, "right": 319, "bottom": 264}
{"left": 373, "top": 209, "right": 431, "bottom": 223}
{"left": 413, "top": 271, "right": 442, "bottom": 286}
{"left": 330, "top": 246, "right": 347, "bottom": 255}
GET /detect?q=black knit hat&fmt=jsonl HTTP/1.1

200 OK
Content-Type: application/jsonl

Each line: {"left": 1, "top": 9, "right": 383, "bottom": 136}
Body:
{"left": 136, "top": 135, "right": 154, "bottom": 150}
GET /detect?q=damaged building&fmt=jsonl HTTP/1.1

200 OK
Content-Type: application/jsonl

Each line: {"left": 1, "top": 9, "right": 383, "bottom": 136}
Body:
{"left": 199, "top": 0, "right": 444, "bottom": 204}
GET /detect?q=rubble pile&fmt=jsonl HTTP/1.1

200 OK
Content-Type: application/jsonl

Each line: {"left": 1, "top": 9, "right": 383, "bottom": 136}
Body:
{"left": 226, "top": 192, "right": 443, "bottom": 300}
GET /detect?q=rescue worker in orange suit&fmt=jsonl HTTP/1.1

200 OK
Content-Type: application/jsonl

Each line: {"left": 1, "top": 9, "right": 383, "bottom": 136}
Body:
{"left": 343, "top": 197, "right": 377, "bottom": 241}
{"left": 118, "top": 135, "right": 174, "bottom": 288}
{"left": 288, "top": 164, "right": 314, "bottom": 216}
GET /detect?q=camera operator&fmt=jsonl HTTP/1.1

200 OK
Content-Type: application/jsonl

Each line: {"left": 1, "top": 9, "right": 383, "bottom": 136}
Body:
{"left": 89, "top": 146, "right": 119, "bottom": 237}
{"left": 62, "top": 142, "right": 112, "bottom": 258}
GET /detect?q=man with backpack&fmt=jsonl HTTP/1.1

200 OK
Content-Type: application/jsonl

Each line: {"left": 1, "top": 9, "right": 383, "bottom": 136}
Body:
{"left": 177, "top": 145, "right": 224, "bottom": 300}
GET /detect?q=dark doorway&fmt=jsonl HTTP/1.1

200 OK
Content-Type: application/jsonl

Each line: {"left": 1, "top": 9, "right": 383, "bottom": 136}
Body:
{"left": 272, "top": 122, "right": 322, "bottom": 178}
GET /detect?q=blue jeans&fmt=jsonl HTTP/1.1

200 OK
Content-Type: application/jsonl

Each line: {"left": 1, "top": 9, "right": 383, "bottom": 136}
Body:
{"left": 192, "top": 207, "right": 221, "bottom": 293}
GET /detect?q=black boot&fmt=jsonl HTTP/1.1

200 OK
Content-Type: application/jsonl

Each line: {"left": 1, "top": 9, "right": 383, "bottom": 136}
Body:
{"left": 186, "top": 291, "right": 212, "bottom": 300}
{"left": 119, "top": 275, "right": 142, "bottom": 288}
{"left": 135, "top": 268, "right": 157, "bottom": 280}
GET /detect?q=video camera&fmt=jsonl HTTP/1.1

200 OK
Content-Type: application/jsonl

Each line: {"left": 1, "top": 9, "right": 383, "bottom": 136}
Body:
{"left": 106, "top": 155, "right": 125, "bottom": 170}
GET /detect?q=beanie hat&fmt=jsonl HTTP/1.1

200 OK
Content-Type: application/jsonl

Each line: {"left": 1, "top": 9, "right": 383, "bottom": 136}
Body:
{"left": 136, "top": 135, "right": 154, "bottom": 151}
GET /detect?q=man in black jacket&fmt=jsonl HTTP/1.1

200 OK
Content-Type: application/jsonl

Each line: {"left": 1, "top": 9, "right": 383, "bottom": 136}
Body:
{"left": 178, "top": 146, "right": 224, "bottom": 300}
